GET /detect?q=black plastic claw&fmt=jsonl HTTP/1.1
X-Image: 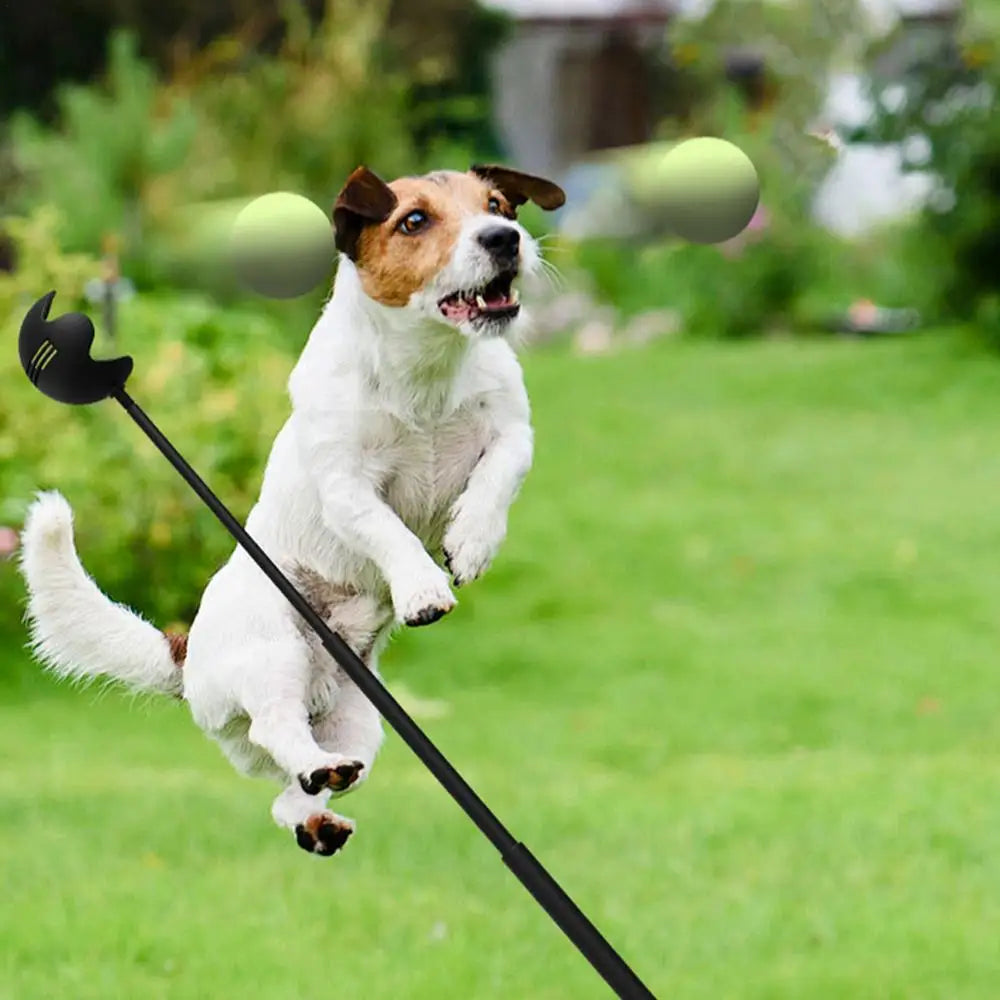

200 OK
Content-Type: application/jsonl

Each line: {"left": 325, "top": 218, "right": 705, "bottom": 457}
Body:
{"left": 19, "top": 291, "right": 133, "bottom": 405}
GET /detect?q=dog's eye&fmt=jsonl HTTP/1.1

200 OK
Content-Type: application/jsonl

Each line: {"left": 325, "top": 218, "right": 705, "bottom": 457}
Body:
{"left": 398, "top": 210, "right": 429, "bottom": 235}
{"left": 487, "top": 197, "right": 503, "bottom": 215}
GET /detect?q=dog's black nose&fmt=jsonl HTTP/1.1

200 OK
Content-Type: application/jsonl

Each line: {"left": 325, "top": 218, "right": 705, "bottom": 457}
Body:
{"left": 477, "top": 225, "right": 520, "bottom": 262}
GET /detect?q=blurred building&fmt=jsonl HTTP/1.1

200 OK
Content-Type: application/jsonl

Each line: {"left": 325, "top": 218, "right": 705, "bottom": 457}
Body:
{"left": 477, "top": 0, "right": 677, "bottom": 176}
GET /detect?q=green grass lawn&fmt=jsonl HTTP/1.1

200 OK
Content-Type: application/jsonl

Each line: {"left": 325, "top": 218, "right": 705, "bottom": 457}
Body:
{"left": 3, "top": 331, "right": 1000, "bottom": 999}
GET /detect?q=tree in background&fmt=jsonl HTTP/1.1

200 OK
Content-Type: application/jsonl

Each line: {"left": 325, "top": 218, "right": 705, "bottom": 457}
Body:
{"left": 9, "top": 33, "right": 197, "bottom": 266}
{"left": 0, "top": 0, "right": 507, "bottom": 167}
{"left": 854, "top": 7, "right": 999, "bottom": 342}
{"left": 387, "top": 0, "right": 512, "bottom": 164}
{"left": 0, "top": 0, "right": 324, "bottom": 121}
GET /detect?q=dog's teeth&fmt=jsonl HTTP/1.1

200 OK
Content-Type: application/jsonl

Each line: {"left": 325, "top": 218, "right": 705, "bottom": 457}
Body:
{"left": 476, "top": 295, "right": 487, "bottom": 309}
{"left": 511, "top": 288, "right": 519, "bottom": 303}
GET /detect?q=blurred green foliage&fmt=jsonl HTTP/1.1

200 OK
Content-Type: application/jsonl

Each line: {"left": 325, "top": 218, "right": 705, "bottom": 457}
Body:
{"left": 9, "top": 32, "right": 198, "bottom": 269}
{"left": 858, "top": 20, "right": 1000, "bottom": 347}
{"left": 3, "top": 1, "right": 459, "bottom": 292}
{"left": 169, "top": 0, "right": 413, "bottom": 201}
{"left": 0, "top": 209, "right": 297, "bottom": 634}
{"left": 399, "top": 2, "right": 513, "bottom": 164}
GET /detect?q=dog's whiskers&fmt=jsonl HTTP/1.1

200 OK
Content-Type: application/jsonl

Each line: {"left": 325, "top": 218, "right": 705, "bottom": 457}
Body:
{"left": 534, "top": 256, "right": 567, "bottom": 293}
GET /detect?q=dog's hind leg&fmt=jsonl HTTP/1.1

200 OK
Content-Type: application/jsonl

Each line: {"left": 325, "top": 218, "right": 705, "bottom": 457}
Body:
{"left": 235, "top": 637, "right": 367, "bottom": 797}
{"left": 271, "top": 782, "right": 355, "bottom": 857}
{"left": 298, "top": 591, "right": 392, "bottom": 795}
{"left": 311, "top": 661, "right": 386, "bottom": 795}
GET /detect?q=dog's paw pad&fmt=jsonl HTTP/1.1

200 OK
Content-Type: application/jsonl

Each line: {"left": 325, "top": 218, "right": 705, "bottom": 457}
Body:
{"left": 394, "top": 570, "right": 456, "bottom": 627}
{"left": 404, "top": 604, "right": 449, "bottom": 627}
{"left": 295, "top": 813, "right": 355, "bottom": 856}
{"left": 298, "top": 759, "right": 364, "bottom": 795}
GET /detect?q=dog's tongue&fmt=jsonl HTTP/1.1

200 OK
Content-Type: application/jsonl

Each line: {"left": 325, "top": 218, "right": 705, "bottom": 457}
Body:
{"left": 441, "top": 297, "right": 475, "bottom": 322}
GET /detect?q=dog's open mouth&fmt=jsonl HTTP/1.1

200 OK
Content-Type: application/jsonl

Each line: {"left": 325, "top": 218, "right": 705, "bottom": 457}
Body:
{"left": 438, "top": 273, "right": 520, "bottom": 325}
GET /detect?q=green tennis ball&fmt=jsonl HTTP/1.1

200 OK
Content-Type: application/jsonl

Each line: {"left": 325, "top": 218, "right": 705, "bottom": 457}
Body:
{"left": 631, "top": 137, "right": 760, "bottom": 244}
{"left": 229, "top": 192, "right": 335, "bottom": 299}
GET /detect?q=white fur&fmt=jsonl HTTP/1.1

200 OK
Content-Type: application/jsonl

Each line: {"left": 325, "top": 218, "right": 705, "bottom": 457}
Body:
{"left": 18, "top": 208, "right": 538, "bottom": 856}
{"left": 19, "top": 490, "right": 183, "bottom": 697}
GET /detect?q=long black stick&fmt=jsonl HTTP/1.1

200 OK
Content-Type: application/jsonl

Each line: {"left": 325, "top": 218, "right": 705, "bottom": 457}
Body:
{"left": 112, "top": 386, "right": 659, "bottom": 1000}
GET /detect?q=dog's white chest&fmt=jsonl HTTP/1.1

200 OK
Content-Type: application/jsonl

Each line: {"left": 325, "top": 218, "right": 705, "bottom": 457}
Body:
{"left": 376, "top": 405, "right": 491, "bottom": 547}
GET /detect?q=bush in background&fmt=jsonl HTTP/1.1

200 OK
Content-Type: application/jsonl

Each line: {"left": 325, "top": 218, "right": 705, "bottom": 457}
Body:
{"left": 0, "top": 0, "right": 331, "bottom": 121}
{"left": 8, "top": 31, "right": 197, "bottom": 270}
{"left": 857, "top": 18, "right": 999, "bottom": 347}
{"left": 393, "top": 0, "right": 513, "bottom": 165}
{"left": 5, "top": 2, "right": 424, "bottom": 294}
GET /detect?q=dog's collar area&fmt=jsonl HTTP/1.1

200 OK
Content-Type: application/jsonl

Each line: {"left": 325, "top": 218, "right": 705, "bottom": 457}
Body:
{"left": 438, "top": 273, "right": 520, "bottom": 325}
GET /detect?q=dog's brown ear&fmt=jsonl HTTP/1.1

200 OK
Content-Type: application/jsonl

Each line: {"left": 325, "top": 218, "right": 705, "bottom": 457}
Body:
{"left": 470, "top": 164, "right": 566, "bottom": 211}
{"left": 332, "top": 166, "right": 398, "bottom": 260}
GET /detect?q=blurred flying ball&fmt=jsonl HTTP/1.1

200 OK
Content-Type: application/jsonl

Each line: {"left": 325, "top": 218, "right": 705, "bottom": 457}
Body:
{"left": 633, "top": 137, "right": 760, "bottom": 244}
{"left": 229, "top": 192, "right": 335, "bottom": 298}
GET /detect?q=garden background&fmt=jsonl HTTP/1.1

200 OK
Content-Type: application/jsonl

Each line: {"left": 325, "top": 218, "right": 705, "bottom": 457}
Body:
{"left": 2, "top": 2, "right": 1000, "bottom": 997}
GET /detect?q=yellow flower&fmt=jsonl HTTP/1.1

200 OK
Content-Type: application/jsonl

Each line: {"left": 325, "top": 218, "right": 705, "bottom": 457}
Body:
{"left": 150, "top": 521, "right": 172, "bottom": 548}
{"left": 673, "top": 43, "right": 700, "bottom": 66}
{"left": 202, "top": 388, "right": 239, "bottom": 418}
{"left": 961, "top": 43, "right": 992, "bottom": 69}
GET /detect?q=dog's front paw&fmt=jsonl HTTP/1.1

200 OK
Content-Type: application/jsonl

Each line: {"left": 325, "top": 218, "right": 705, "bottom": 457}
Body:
{"left": 391, "top": 564, "right": 456, "bottom": 627}
{"left": 295, "top": 811, "right": 355, "bottom": 857}
{"left": 443, "top": 509, "right": 507, "bottom": 587}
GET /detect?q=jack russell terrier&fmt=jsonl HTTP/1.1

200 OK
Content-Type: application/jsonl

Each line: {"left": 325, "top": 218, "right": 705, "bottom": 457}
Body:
{"left": 18, "top": 163, "right": 566, "bottom": 857}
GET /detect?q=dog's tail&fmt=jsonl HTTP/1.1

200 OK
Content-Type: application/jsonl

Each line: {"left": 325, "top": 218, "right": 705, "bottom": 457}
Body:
{"left": 17, "top": 490, "right": 185, "bottom": 698}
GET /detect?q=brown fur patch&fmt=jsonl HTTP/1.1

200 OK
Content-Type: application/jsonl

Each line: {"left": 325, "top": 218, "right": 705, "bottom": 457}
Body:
{"left": 470, "top": 164, "right": 566, "bottom": 210}
{"left": 287, "top": 563, "right": 388, "bottom": 661}
{"left": 288, "top": 564, "right": 359, "bottom": 619}
{"left": 165, "top": 630, "right": 188, "bottom": 667}
{"left": 353, "top": 171, "right": 512, "bottom": 307}
{"left": 302, "top": 812, "right": 330, "bottom": 838}
{"left": 333, "top": 166, "right": 398, "bottom": 260}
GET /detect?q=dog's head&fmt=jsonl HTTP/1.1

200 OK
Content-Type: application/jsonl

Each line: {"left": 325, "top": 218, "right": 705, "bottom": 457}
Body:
{"left": 332, "top": 164, "right": 565, "bottom": 339}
